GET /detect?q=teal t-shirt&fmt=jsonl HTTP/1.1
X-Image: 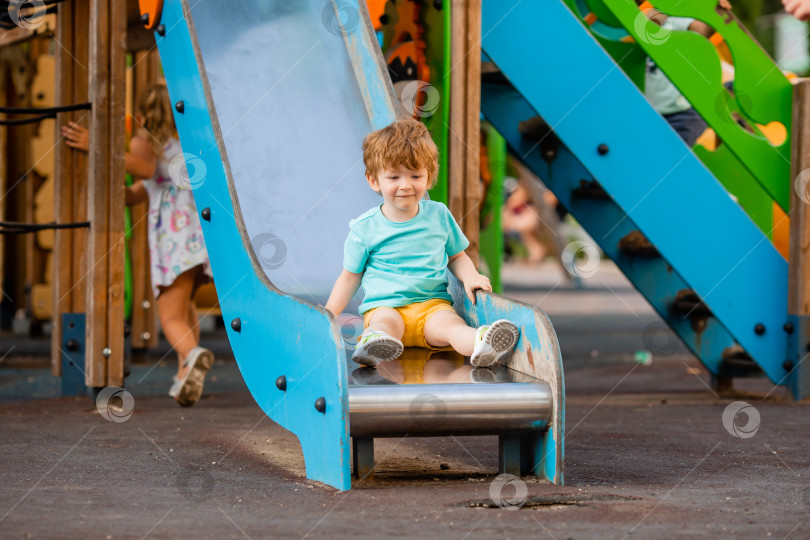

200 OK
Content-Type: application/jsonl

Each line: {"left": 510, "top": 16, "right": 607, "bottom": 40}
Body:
{"left": 644, "top": 16, "right": 695, "bottom": 115}
{"left": 343, "top": 200, "right": 470, "bottom": 314}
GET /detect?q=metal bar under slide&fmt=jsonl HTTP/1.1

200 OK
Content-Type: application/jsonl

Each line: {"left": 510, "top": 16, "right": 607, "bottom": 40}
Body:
{"left": 348, "top": 382, "right": 552, "bottom": 437}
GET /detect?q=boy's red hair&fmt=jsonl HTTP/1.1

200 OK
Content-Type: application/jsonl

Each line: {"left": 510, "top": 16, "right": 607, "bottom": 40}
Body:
{"left": 362, "top": 117, "right": 439, "bottom": 187}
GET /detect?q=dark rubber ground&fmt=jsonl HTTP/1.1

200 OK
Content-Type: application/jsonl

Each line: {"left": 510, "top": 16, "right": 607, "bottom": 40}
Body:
{"left": 1, "top": 262, "right": 808, "bottom": 539}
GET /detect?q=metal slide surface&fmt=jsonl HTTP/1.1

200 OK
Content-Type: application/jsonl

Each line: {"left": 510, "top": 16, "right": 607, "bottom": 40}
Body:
{"left": 188, "top": 1, "right": 395, "bottom": 308}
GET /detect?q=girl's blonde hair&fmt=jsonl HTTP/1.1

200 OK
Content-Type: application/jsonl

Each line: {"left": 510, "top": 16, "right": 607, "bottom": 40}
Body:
{"left": 136, "top": 82, "right": 175, "bottom": 157}
{"left": 362, "top": 117, "right": 439, "bottom": 187}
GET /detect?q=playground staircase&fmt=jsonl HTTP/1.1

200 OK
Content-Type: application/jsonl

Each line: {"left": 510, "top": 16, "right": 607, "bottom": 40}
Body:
{"left": 479, "top": 0, "right": 808, "bottom": 399}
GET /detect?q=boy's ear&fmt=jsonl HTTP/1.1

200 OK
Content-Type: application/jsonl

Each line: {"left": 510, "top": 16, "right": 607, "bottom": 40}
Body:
{"left": 366, "top": 174, "right": 381, "bottom": 193}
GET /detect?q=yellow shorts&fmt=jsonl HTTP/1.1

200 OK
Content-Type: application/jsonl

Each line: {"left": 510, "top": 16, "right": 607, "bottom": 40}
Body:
{"left": 362, "top": 298, "right": 457, "bottom": 350}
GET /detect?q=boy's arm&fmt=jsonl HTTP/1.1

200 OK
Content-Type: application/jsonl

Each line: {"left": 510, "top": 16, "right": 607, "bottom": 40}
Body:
{"left": 639, "top": 0, "right": 731, "bottom": 37}
{"left": 324, "top": 269, "right": 363, "bottom": 317}
{"left": 690, "top": 0, "right": 732, "bottom": 37}
{"left": 448, "top": 251, "right": 492, "bottom": 304}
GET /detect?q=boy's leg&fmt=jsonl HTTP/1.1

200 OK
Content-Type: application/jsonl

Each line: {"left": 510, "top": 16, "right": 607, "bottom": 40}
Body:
{"left": 423, "top": 311, "right": 477, "bottom": 356}
{"left": 354, "top": 308, "right": 405, "bottom": 366}
{"left": 365, "top": 307, "right": 405, "bottom": 341}
{"left": 663, "top": 108, "right": 707, "bottom": 147}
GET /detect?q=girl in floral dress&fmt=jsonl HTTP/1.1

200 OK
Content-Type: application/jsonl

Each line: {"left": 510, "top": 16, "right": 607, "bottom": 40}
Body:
{"left": 62, "top": 83, "right": 214, "bottom": 407}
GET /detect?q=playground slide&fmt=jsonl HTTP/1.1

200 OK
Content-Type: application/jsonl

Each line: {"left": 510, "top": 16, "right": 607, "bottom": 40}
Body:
{"left": 479, "top": 0, "right": 807, "bottom": 399}
{"left": 152, "top": 0, "right": 564, "bottom": 490}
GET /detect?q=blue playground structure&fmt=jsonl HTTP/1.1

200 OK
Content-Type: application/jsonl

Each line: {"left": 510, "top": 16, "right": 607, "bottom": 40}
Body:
{"left": 152, "top": 0, "right": 564, "bottom": 491}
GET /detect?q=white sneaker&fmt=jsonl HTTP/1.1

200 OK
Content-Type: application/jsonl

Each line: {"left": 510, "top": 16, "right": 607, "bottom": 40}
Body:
{"left": 351, "top": 330, "right": 404, "bottom": 367}
{"left": 470, "top": 319, "right": 520, "bottom": 367}
{"left": 470, "top": 367, "right": 497, "bottom": 383}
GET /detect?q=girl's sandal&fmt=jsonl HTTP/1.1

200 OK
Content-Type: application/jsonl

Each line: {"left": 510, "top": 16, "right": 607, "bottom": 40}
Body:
{"left": 171, "top": 347, "right": 214, "bottom": 407}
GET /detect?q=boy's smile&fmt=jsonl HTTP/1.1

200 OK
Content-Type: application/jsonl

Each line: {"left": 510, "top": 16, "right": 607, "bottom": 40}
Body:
{"left": 367, "top": 164, "right": 429, "bottom": 222}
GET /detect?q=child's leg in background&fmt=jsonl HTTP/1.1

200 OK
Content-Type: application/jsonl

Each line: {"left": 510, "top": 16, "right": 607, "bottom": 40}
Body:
{"left": 364, "top": 307, "right": 405, "bottom": 341}
{"left": 157, "top": 267, "right": 200, "bottom": 378}
{"left": 423, "top": 311, "right": 476, "bottom": 356}
{"left": 663, "top": 107, "right": 707, "bottom": 147}
{"left": 187, "top": 298, "right": 200, "bottom": 346}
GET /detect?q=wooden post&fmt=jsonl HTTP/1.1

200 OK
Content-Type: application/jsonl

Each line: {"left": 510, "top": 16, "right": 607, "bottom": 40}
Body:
{"left": 106, "top": 0, "right": 127, "bottom": 386}
{"left": 85, "top": 0, "right": 127, "bottom": 387}
{"left": 789, "top": 79, "right": 810, "bottom": 315}
{"left": 788, "top": 79, "right": 810, "bottom": 400}
{"left": 0, "top": 62, "right": 5, "bottom": 304}
{"left": 447, "top": 0, "right": 481, "bottom": 265}
{"left": 52, "top": 0, "right": 90, "bottom": 376}
{"left": 129, "top": 48, "right": 160, "bottom": 351}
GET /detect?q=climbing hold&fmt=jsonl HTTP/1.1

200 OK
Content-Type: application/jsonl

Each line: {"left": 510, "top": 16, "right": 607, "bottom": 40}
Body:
{"left": 231, "top": 318, "right": 241, "bottom": 332}
{"left": 379, "top": 14, "right": 389, "bottom": 25}
{"left": 315, "top": 397, "right": 326, "bottom": 413}
{"left": 201, "top": 207, "right": 211, "bottom": 221}
{"left": 276, "top": 376, "right": 287, "bottom": 391}
{"left": 597, "top": 143, "right": 609, "bottom": 155}
{"left": 156, "top": 24, "right": 166, "bottom": 36}
{"left": 783, "top": 322, "right": 794, "bottom": 334}
{"left": 783, "top": 360, "right": 794, "bottom": 372}
{"left": 175, "top": 100, "right": 184, "bottom": 113}
{"left": 754, "top": 323, "right": 765, "bottom": 335}
{"left": 140, "top": 12, "right": 150, "bottom": 26}
{"left": 65, "top": 339, "right": 79, "bottom": 352}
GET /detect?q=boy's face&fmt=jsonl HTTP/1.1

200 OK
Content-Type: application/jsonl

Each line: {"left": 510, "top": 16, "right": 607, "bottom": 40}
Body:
{"left": 367, "top": 163, "right": 429, "bottom": 215}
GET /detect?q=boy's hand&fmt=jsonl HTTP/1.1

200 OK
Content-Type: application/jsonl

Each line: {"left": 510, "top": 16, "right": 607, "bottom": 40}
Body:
{"left": 464, "top": 274, "right": 492, "bottom": 304}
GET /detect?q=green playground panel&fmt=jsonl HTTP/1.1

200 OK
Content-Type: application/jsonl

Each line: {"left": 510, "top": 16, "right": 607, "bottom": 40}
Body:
{"left": 478, "top": 123, "right": 505, "bottom": 293}
{"left": 562, "top": 0, "right": 781, "bottom": 237}
{"left": 595, "top": 0, "right": 792, "bottom": 211}
{"left": 428, "top": 0, "right": 450, "bottom": 205}
{"left": 123, "top": 54, "right": 134, "bottom": 320}
{"left": 124, "top": 173, "right": 134, "bottom": 320}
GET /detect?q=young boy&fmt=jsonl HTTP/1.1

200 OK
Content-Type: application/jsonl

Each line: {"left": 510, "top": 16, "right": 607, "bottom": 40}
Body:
{"left": 324, "top": 117, "right": 520, "bottom": 367}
